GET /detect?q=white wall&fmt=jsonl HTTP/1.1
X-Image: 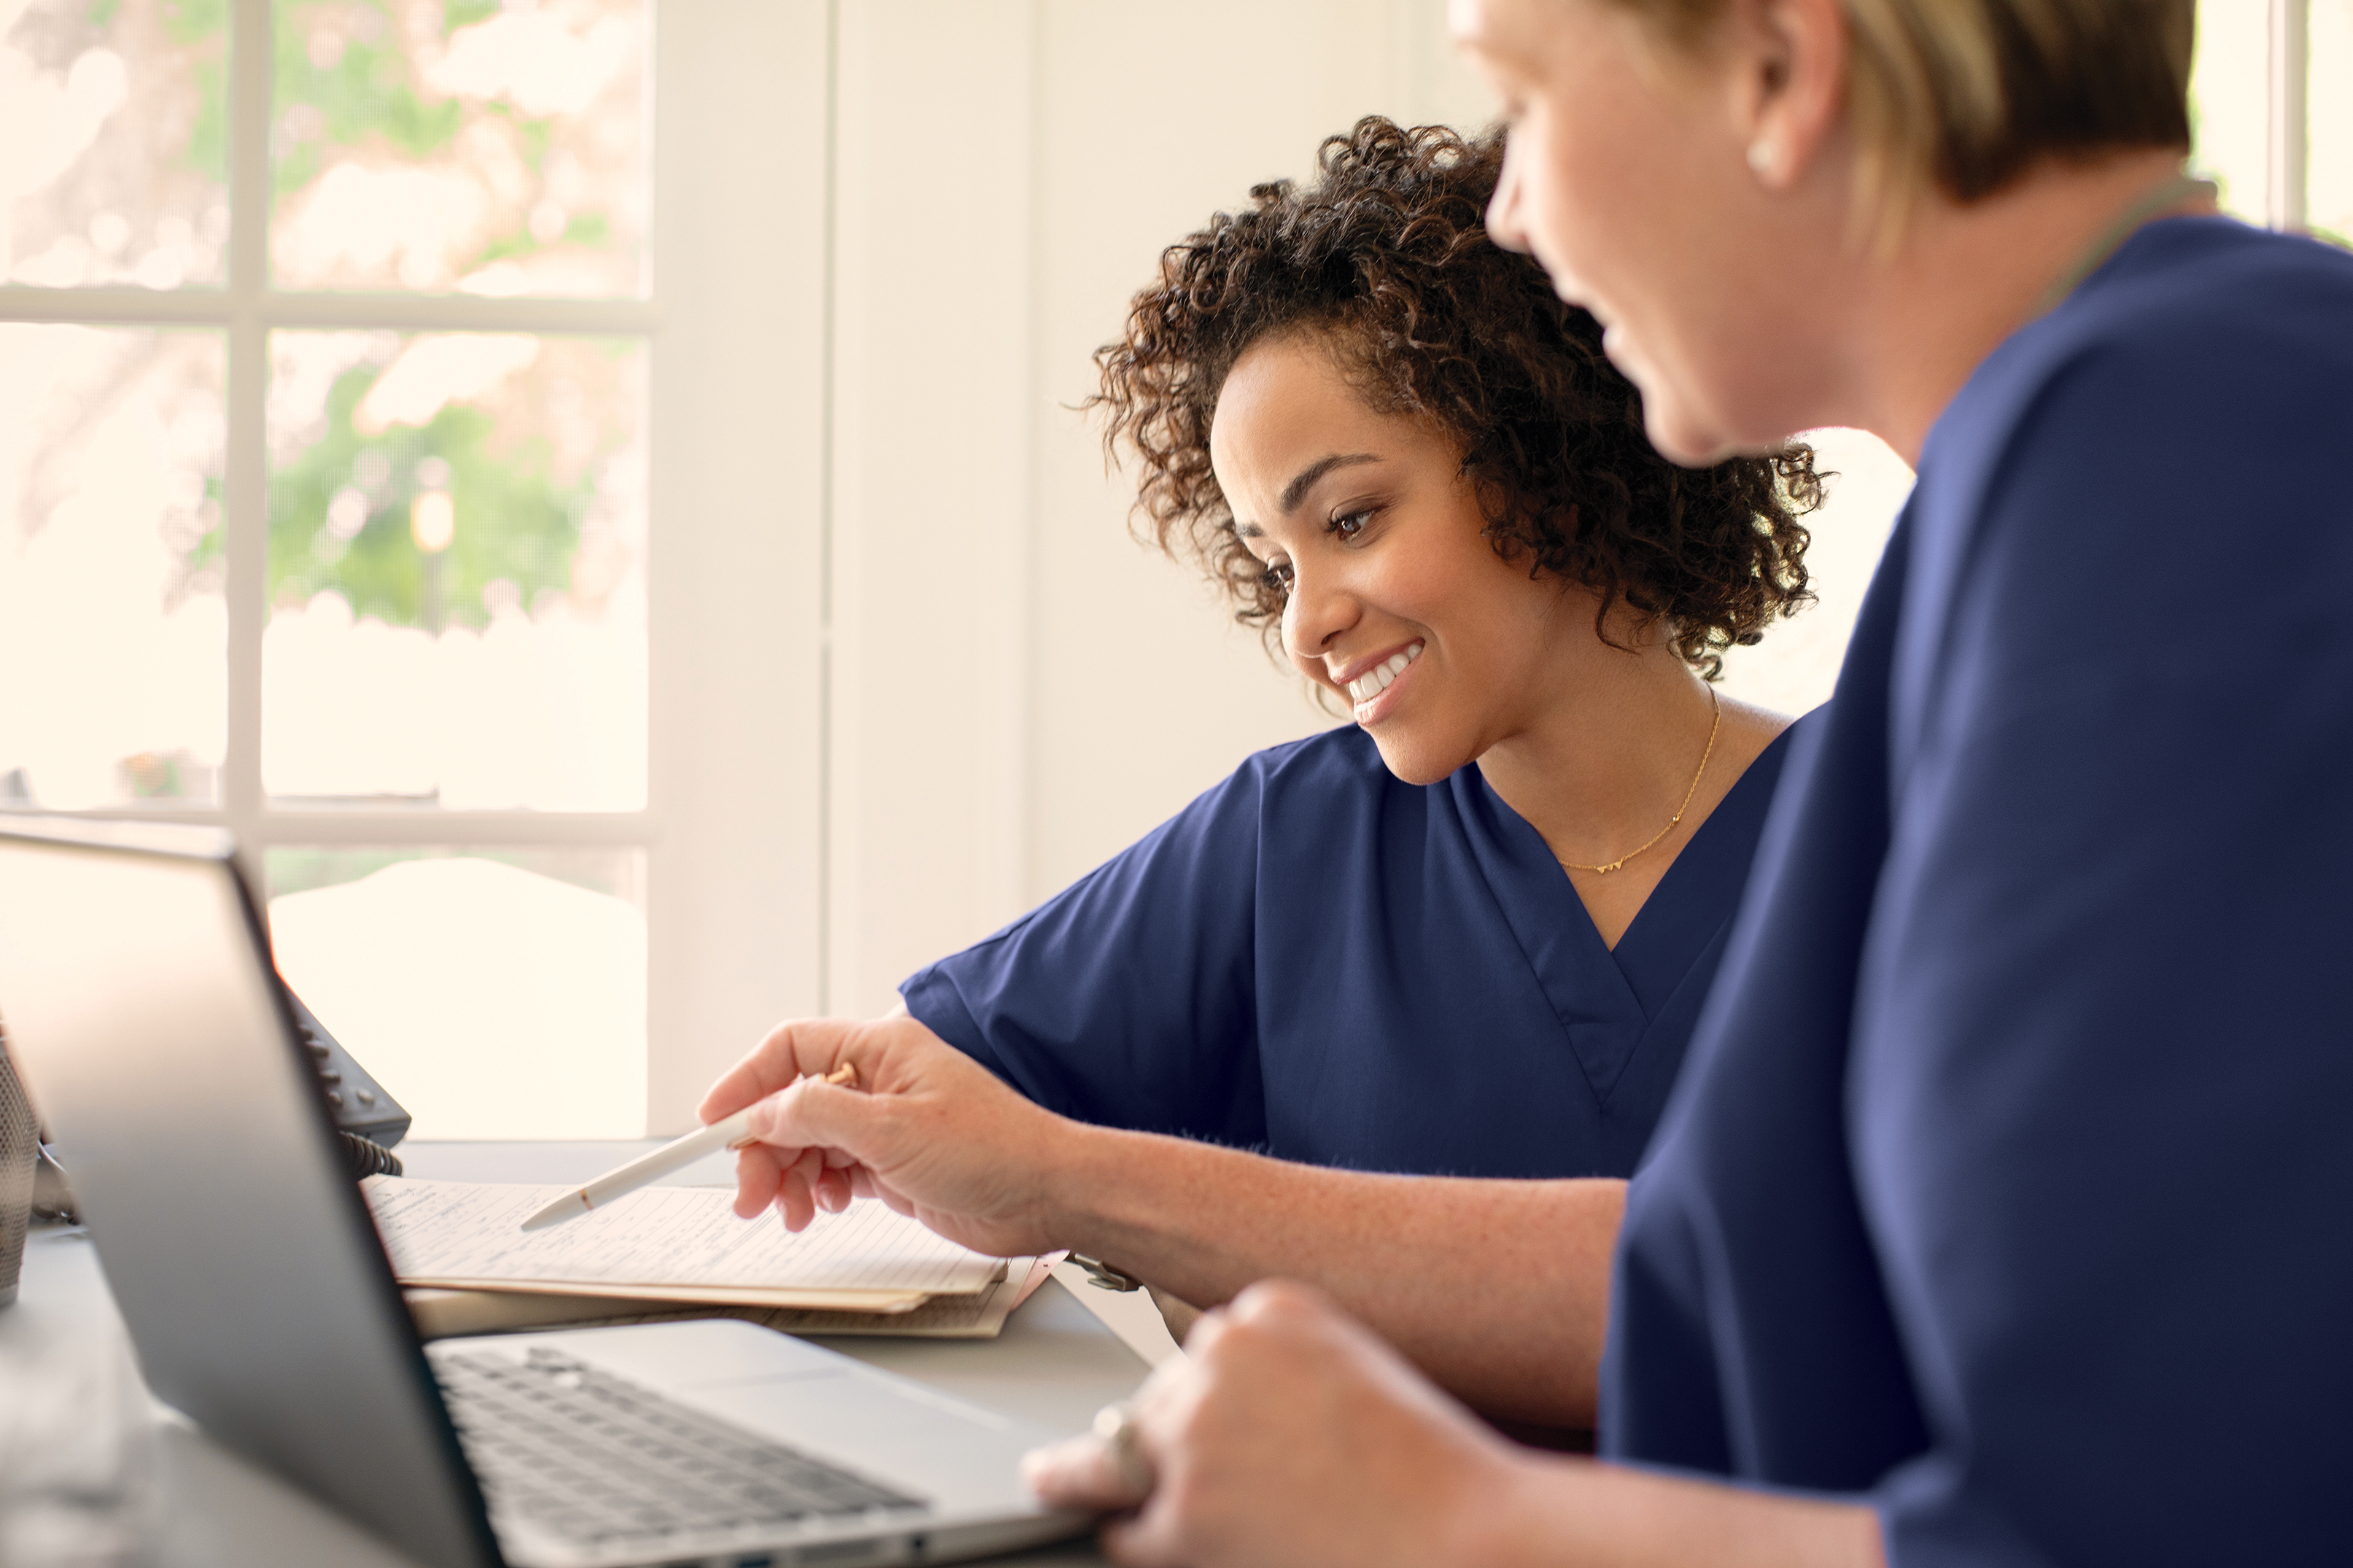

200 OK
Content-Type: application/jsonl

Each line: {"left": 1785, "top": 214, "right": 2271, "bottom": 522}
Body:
{"left": 826, "top": 1, "right": 1039, "bottom": 1022}
{"left": 821, "top": 1, "right": 1904, "bottom": 1022}
{"left": 646, "top": 0, "right": 834, "bottom": 1128}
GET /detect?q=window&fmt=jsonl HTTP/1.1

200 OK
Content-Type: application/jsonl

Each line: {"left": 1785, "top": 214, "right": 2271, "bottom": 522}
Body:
{"left": 2193, "top": 0, "right": 2348, "bottom": 238}
{"left": 2, "top": 0, "right": 828, "bottom": 1138}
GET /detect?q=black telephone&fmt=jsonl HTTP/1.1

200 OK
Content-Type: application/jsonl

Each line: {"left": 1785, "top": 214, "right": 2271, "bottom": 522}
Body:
{"left": 281, "top": 987, "right": 412, "bottom": 1176}
{"left": 28, "top": 982, "right": 411, "bottom": 1221}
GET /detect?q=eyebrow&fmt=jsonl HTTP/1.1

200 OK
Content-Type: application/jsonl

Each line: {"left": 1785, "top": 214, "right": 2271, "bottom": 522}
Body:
{"left": 1282, "top": 452, "right": 1381, "bottom": 513}
{"left": 1233, "top": 452, "right": 1384, "bottom": 538}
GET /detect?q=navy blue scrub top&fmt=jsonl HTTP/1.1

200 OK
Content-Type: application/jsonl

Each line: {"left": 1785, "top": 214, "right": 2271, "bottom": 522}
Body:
{"left": 1605, "top": 220, "right": 2353, "bottom": 1564}
{"left": 902, "top": 719, "right": 1800, "bottom": 1179}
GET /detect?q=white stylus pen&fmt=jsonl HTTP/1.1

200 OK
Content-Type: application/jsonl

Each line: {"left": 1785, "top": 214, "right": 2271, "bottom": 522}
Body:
{"left": 519, "top": 1063, "right": 859, "bottom": 1233}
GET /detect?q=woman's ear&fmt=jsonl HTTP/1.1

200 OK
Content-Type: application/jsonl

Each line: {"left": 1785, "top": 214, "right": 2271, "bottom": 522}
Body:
{"left": 1729, "top": 0, "right": 1848, "bottom": 193}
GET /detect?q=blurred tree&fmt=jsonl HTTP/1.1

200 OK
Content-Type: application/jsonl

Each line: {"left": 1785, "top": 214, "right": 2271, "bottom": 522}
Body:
{"left": 274, "top": 1, "right": 461, "bottom": 199}
{"left": 268, "top": 357, "right": 586, "bottom": 629}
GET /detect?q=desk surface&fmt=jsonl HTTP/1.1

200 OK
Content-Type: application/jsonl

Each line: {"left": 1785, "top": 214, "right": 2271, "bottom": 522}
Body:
{"left": 1, "top": 1141, "right": 1132, "bottom": 1567}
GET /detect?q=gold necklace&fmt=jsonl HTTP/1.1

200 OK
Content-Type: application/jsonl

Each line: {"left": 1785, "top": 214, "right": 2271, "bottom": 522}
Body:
{"left": 1557, "top": 686, "right": 1721, "bottom": 877}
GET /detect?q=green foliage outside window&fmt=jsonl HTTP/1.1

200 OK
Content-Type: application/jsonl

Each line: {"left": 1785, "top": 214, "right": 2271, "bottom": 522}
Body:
{"left": 271, "top": 0, "right": 629, "bottom": 274}
{"left": 250, "top": 0, "right": 646, "bottom": 627}
{"left": 273, "top": 7, "right": 462, "bottom": 199}
{"left": 268, "top": 358, "right": 589, "bottom": 631}
{"left": 163, "top": 0, "right": 229, "bottom": 178}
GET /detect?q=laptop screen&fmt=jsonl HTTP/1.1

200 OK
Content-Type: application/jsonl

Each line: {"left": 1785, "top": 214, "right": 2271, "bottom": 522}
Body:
{"left": 0, "top": 820, "right": 500, "bottom": 1568}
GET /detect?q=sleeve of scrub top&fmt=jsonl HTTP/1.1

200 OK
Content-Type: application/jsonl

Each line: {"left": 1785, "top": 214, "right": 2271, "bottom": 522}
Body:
{"left": 898, "top": 761, "right": 1268, "bottom": 1147}
{"left": 1856, "top": 307, "right": 2353, "bottom": 1564}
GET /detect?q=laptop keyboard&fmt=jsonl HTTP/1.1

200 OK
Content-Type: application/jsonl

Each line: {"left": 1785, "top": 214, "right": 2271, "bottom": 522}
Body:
{"left": 435, "top": 1346, "right": 929, "bottom": 1550}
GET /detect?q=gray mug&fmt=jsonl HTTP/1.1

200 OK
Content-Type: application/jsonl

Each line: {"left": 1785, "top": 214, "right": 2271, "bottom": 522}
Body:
{"left": 0, "top": 1022, "right": 36, "bottom": 1308}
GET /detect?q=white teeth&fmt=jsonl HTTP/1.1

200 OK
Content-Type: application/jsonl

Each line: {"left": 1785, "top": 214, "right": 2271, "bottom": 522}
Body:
{"left": 1346, "top": 643, "right": 1422, "bottom": 707}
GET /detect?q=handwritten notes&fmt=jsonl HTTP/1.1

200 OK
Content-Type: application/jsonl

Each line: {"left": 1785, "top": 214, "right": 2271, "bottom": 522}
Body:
{"left": 363, "top": 1178, "right": 1004, "bottom": 1303}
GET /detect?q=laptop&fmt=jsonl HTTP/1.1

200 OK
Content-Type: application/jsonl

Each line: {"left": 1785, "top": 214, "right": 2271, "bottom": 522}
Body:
{"left": 0, "top": 817, "right": 1090, "bottom": 1568}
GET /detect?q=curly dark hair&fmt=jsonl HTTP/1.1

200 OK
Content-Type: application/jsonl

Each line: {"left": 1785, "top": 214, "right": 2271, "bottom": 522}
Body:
{"left": 1091, "top": 117, "right": 1823, "bottom": 678}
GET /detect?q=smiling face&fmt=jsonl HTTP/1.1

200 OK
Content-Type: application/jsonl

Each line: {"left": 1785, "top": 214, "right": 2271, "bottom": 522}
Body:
{"left": 1211, "top": 333, "right": 1605, "bottom": 786}
{"left": 1451, "top": 0, "right": 1846, "bottom": 462}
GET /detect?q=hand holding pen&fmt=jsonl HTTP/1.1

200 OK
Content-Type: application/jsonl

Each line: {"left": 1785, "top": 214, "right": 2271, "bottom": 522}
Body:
{"left": 520, "top": 1063, "right": 861, "bottom": 1231}
{"left": 694, "top": 1012, "right": 1077, "bottom": 1261}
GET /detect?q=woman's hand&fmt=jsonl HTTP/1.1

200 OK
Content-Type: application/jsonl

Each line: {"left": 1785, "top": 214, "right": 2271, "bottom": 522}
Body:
{"left": 696, "top": 1014, "right": 1078, "bottom": 1258}
{"left": 1023, "top": 1281, "right": 1527, "bottom": 1568}
{"left": 1023, "top": 1281, "right": 1886, "bottom": 1568}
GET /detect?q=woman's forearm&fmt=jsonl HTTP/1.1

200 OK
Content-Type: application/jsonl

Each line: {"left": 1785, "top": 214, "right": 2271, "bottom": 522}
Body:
{"left": 1471, "top": 1455, "right": 1884, "bottom": 1568}
{"left": 709, "top": 1014, "right": 1620, "bottom": 1427}
{"left": 1045, "top": 1122, "right": 1624, "bottom": 1427}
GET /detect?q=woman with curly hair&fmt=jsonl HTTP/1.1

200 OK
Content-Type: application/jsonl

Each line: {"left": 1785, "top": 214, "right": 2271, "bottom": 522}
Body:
{"left": 697, "top": 118, "right": 1822, "bottom": 1427}
{"left": 883, "top": 116, "right": 1823, "bottom": 1173}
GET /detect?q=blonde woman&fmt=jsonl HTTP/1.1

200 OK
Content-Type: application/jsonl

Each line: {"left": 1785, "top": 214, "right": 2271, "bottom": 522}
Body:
{"left": 996, "top": 0, "right": 2353, "bottom": 1564}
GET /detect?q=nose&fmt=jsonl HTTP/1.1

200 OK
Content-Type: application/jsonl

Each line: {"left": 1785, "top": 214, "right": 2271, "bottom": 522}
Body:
{"left": 1486, "top": 144, "right": 1530, "bottom": 255}
{"left": 1281, "top": 561, "right": 1360, "bottom": 669}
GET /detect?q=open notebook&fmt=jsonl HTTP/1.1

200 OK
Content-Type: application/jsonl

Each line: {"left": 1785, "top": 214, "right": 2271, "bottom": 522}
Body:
{"left": 364, "top": 1177, "right": 1009, "bottom": 1314}
{"left": 403, "top": 1260, "right": 1059, "bottom": 1340}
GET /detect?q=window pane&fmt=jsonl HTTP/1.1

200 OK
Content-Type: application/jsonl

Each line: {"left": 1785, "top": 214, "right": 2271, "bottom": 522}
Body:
{"left": 2190, "top": 0, "right": 2270, "bottom": 222}
{"left": 263, "top": 330, "right": 647, "bottom": 810}
{"left": 0, "top": 325, "right": 226, "bottom": 809}
{"left": 1, "top": 0, "right": 230, "bottom": 288}
{"left": 266, "top": 846, "right": 646, "bottom": 1138}
{"left": 271, "top": 0, "right": 649, "bottom": 296}
{"left": 2311, "top": 0, "right": 2353, "bottom": 244}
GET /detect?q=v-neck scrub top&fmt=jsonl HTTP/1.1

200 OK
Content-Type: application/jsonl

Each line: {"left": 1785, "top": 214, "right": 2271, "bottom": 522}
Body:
{"left": 900, "top": 718, "right": 1801, "bottom": 1179}
{"left": 1604, "top": 220, "right": 2353, "bottom": 1563}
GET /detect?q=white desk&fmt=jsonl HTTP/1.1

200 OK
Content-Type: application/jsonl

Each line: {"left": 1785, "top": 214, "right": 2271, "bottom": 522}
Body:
{"left": 1, "top": 1141, "right": 1136, "bottom": 1567}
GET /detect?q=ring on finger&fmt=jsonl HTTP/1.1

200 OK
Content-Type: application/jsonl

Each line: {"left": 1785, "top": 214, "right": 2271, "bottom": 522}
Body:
{"left": 1091, "top": 1400, "right": 1155, "bottom": 1496}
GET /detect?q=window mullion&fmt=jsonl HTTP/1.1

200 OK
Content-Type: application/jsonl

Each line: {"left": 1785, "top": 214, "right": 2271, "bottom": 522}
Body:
{"left": 250, "top": 812, "right": 658, "bottom": 847}
{"left": 259, "top": 294, "right": 662, "bottom": 335}
{"left": 0, "top": 288, "right": 231, "bottom": 326}
{"left": 2270, "top": 0, "right": 2310, "bottom": 230}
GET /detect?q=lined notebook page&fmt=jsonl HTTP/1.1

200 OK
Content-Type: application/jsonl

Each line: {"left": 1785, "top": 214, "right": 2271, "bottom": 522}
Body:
{"left": 363, "top": 1178, "right": 1003, "bottom": 1295}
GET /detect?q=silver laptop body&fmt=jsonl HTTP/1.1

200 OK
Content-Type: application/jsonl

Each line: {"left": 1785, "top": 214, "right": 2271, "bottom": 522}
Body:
{"left": 0, "top": 818, "right": 1085, "bottom": 1568}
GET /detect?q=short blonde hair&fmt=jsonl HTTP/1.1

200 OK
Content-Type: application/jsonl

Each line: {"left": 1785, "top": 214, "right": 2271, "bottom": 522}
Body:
{"left": 1628, "top": 0, "right": 2193, "bottom": 216}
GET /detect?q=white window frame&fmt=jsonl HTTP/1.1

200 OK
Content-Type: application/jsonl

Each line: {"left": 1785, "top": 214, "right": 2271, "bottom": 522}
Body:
{"left": 2269, "top": 0, "right": 2311, "bottom": 230}
{"left": 0, "top": 0, "right": 834, "bottom": 1133}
